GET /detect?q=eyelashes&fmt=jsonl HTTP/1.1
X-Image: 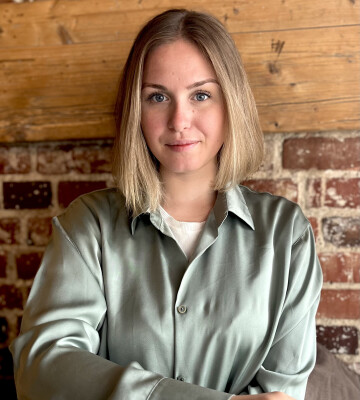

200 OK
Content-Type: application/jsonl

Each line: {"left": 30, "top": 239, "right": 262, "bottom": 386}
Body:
{"left": 146, "top": 92, "right": 167, "bottom": 103}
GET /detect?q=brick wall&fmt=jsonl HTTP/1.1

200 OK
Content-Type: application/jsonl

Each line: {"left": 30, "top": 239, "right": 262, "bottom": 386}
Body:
{"left": 0, "top": 132, "right": 359, "bottom": 396}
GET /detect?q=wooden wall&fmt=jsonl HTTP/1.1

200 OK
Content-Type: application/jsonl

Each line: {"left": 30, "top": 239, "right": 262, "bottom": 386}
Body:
{"left": 0, "top": 0, "right": 359, "bottom": 142}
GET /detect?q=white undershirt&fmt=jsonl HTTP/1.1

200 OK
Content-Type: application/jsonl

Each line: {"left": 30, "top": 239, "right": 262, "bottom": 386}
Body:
{"left": 159, "top": 206, "right": 206, "bottom": 260}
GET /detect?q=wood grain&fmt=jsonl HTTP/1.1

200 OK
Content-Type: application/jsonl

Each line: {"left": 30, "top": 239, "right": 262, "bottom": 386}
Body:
{"left": 0, "top": 0, "right": 359, "bottom": 141}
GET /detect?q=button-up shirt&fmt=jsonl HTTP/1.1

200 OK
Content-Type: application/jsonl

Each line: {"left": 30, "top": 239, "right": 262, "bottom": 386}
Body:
{"left": 11, "top": 185, "right": 323, "bottom": 400}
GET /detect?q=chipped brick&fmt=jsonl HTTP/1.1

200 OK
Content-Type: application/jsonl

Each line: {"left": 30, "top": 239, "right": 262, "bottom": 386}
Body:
{"left": 283, "top": 137, "right": 360, "bottom": 170}
{"left": 322, "top": 217, "right": 360, "bottom": 247}
{"left": 317, "top": 289, "right": 360, "bottom": 319}
{"left": 0, "top": 146, "right": 31, "bottom": 174}
{"left": 316, "top": 325, "right": 359, "bottom": 355}
{"left": 3, "top": 182, "right": 52, "bottom": 209}
{"left": 325, "top": 178, "right": 360, "bottom": 208}
{"left": 37, "top": 144, "right": 73, "bottom": 174}
{"left": 306, "top": 179, "right": 321, "bottom": 208}
{"left": 319, "top": 252, "right": 360, "bottom": 283}
{"left": 16, "top": 252, "right": 43, "bottom": 280}
{"left": 58, "top": 181, "right": 107, "bottom": 208}
{"left": 72, "top": 142, "right": 112, "bottom": 174}
{"left": 27, "top": 217, "right": 52, "bottom": 246}
{"left": 243, "top": 179, "right": 298, "bottom": 202}
{"left": 0, "top": 218, "right": 20, "bottom": 245}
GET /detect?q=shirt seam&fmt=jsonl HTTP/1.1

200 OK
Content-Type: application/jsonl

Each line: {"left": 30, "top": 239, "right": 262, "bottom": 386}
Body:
{"left": 292, "top": 223, "right": 310, "bottom": 248}
{"left": 146, "top": 377, "right": 167, "bottom": 400}
{"left": 53, "top": 217, "right": 102, "bottom": 286}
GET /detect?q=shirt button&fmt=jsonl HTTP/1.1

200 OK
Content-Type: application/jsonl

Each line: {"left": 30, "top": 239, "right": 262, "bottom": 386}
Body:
{"left": 177, "top": 376, "right": 185, "bottom": 382}
{"left": 177, "top": 305, "right": 187, "bottom": 314}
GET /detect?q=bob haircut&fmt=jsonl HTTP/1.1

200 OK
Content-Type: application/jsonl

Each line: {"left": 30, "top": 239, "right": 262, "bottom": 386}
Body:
{"left": 112, "top": 8, "right": 264, "bottom": 215}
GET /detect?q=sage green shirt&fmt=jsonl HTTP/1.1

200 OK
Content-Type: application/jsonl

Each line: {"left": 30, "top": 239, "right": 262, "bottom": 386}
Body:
{"left": 11, "top": 185, "right": 322, "bottom": 400}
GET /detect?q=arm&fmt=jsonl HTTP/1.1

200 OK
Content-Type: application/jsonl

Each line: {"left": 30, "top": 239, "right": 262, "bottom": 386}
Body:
{"left": 232, "top": 394, "right": 295, "bottom": 400}
{"left": 237, "top": 225, "right": 322, "bottom": 400}
{"left": 10, "top": 208, "right": 233, "bottom": 400}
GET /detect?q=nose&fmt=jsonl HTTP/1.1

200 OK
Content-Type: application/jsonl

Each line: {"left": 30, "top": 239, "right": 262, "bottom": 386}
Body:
{"left": 167, "top": 100, "right": 192, "bottom": 132}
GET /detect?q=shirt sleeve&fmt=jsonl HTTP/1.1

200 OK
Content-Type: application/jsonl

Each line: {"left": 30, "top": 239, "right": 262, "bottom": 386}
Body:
{"left": 240, "top": 224, "right": 323, "bottom": 400}
{"left": 10, "top": 213, "right": 233, "bottom": 400}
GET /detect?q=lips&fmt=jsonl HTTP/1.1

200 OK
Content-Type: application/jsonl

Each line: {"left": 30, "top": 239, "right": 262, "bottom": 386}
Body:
{"left": 166, "top": 140, "right": 200, "bottom": 152}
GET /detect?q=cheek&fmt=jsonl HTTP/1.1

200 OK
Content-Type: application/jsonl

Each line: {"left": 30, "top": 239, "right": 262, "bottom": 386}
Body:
{"left": 199, "top": 108, "right": 226, "bottom": 141}
{"left": 141, "top": 110, "right": 164, "bottom": 138}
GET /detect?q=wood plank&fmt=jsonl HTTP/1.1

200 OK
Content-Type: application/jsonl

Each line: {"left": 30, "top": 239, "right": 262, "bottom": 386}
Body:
{"left": 258, "top": 98, "right": 360, "bottom": 133}
{"left": 234, "top": 26, "right": 360, "bottom": 105}
{"left": 0, "top": 24, "right": 359, "bottom": 141}
{"left": 2, "top": 26, "right": 357, "bottom": 104}
{"left": 0, "top": 0, "right": 359, "bottom": 48}
{"left": 0, "top": 0, "right": 359, "bottom": 141}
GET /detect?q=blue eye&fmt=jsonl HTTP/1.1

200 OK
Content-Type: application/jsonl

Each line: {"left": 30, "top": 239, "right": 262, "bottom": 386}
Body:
{"left": 194, "top": 92, "right": 210, "bottom": 101}
{"left": 150, "top": 93, "right": 167, "bottom": 103}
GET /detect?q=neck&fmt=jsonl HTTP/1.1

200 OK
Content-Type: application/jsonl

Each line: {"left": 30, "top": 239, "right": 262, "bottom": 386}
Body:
{"left": 160, "top": 169, "right": 217, "bottom": 222}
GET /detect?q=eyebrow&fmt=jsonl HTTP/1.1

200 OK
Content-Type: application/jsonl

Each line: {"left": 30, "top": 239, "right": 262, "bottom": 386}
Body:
{"left": 142, "top": 79, "right": 219, "bottom": 91}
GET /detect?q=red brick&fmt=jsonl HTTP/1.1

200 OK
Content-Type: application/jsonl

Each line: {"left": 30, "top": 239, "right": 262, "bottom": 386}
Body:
{"left": 307, "top": 217, "right": 319, "bottom": 240}
{"left": 0, "top": 285, "right": 23, "bottom": 309}
{"left": 0, "top": 146, "right": 31, "bottom": 174}
{"left": 16, "top": 252, "right": 43, "bottom": 280}
{"left": 37, "top": 141, "right": 113, "bottom": 175}
{"left": 0, "top": 218, "right": 20, "bottom": 245}
{"left": 0, "top": 318, "right": 8, "bottom": 344}
{"left": 322, "top": 217, "right": 360, "bottom": 247}
{"left": 283, "top": 137, "right": 360, "bottom": 170}
{"left": 306, "top": 179, "right": 321, "bottom": 208}
{"left": 319, "top": 252, "right": 360, "bottom": 283}
{"left": 58, "top": 181, "right": 107, "bottom": 208}
{"left": 0, "top": 251, "right": 7, "bottom": 278}
{"left": 37, "top": 144, "right": 73, "bottom": 174}
{"left": 243, "top": 179, "right": 298, "bottom": 202}
{"left": 316, "top": 325, "right": 359, "bottom": 355}
{"left": 72, "top": 142, "right": 112, "bottom": 173}
{"left": 317, "top": 289, "right": 360, "bottom": 319}
{"left": 325, "top": 178, "right": 360, "bottom": 208}
{"left": 3, "top": 182, "right": 52, "bottom": 209}
{"left": 27, "top": 217, "right": 52, "bottom": 246}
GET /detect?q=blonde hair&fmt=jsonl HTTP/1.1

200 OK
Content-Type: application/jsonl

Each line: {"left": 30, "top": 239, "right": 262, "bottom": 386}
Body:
{"left": 112, "top": 9, "right": 264, "bottom": 215}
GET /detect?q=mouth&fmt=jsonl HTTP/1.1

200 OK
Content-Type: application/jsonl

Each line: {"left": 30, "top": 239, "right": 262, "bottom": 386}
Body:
{"left": 166, "top": 140, "right": 200, "bottom": 152}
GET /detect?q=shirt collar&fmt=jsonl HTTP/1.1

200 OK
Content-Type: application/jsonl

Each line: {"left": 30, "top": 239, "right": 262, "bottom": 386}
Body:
{"left": 221, "top": 185, "right": 255, "bottom": 230}
{"left": 130, "top": 185, "right": 254, "bottom": 235}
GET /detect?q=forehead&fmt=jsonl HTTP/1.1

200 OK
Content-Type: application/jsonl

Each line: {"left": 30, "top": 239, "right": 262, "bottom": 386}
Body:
{"left": 142, "top": 39, "right": 217, "bottom": 84}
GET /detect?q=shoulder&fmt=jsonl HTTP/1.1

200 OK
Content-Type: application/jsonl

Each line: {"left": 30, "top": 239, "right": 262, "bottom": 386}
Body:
{"left": 56, "top": 188, "right": 128, "bottom": 236}
{"left": 238, "top": 184, "right": 311, "bottom": 245}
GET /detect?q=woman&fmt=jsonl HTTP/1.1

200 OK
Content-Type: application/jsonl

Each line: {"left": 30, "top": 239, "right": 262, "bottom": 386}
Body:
{"left": 11, "top": 9, "right": 322, "bottom": 400}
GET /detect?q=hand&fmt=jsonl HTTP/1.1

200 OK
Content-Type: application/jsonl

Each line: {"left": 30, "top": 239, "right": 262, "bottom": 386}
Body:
{"left": 231, "top": 392, "right": 296, "bottom": 400}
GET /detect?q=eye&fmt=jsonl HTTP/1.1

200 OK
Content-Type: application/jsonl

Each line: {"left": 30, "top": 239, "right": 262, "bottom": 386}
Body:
{"left": 194, "top": 91, "right": 210, "bottom": 101}
{"left": 148, "top": 93, "right": 167, "bottom": 103}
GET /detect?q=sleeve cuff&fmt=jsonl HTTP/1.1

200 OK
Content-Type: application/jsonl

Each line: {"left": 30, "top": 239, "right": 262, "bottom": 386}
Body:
{"left": 149, "top": 377, "right": 233, "bottom": 400}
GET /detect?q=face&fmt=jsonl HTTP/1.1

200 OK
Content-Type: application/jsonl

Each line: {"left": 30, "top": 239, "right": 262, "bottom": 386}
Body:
{"left": 141, "top": 39, "right": 226, "bottom": 180}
